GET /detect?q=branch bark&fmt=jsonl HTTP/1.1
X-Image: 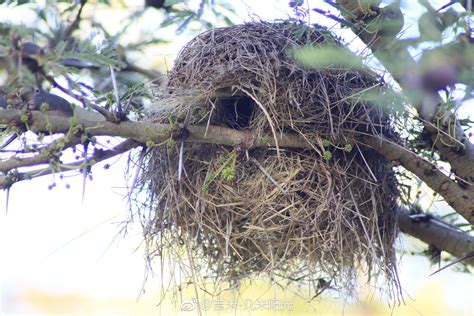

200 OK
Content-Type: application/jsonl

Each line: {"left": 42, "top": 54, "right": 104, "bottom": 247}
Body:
{"left": 362, "top": 136, "right": 474, "bottom": 225}
{"left": 397, "top": 206, "right": 474, "bottom": 266}
{"left": 0, "top": 138, "right": 139, "bottom": 188}
{"left": 1, "top": 108, "right": 473, "bottom": 224}
{"left": 0, "top": 135, "right": 82, "bottom": 173}
{"left": 0, "top": 109, "right": 310, "bottom": 149}
{"left": 334, "top": 0, "right": 474, "bottom": 192}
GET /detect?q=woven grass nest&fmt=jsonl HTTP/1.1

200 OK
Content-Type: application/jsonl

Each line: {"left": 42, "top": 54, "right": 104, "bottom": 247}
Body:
{"left": 137, "top": 21, "right": 400, "bottom": 295}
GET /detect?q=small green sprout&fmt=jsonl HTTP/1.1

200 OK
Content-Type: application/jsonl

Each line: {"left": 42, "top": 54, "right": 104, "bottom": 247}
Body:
{"left": 322, "top": 139, "right": 331, "bottom": 147}
{"left": 40, "top": 102, "right": 49, "bottom": 112}
{"left": 166, "top": 138, "right": 176, "bottom": 154}
{"left": 323, "top": 150, "right": 332, "bottom": 161}
{"left": 222, "top": 165, "right": 236, "bottom": 181}
{"left": 20, "top": 114, "right": 28, "bottom": 123}
{"left": 261, "top": 134, "right": 272, "bottom": 145}
{"left": 146, "top": 140, "right": 155, "bottom": 147}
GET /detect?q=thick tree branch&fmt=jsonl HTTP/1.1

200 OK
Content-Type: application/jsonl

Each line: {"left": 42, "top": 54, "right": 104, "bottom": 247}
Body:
{"left": 335, "top": 0, "right": 474, "bottom": 192}
{"left": 362, "top": 136, "right": 474, "bottom": 225}
{"left": 1, "top": 108, "right": 473, "bottom": 224}
{"left": 0, "top": 109, "right": 310, "bottom": 149}
{"left": 397, "top": 206, "right": 474, "bottom": 266}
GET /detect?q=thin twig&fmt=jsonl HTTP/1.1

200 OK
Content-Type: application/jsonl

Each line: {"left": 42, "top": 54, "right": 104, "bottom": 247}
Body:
{"left": 64, "top": 0, "right": 87, "bottom": 38}
{"left": 0, "top": 139, "right": 140, "bottom": 188}
{"left": 110, "top": 65, "right": 122, "bottom": 113}
{"left": 178, "top": 110, "right": 191, "bottom": 182}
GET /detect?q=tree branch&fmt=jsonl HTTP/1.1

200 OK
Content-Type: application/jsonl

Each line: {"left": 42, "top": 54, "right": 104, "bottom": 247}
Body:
{"left": 63, "top": 0, "right": 87, "bottom": 38}
{"left": 362, "top": 136, "right": 474, "bottom": 225}
{"left": 1, "top": 108, "right": 473, "bottom": 225}
{"left": 123, "top": 61, "right": 163, "bottom": 81}
{"left": 0, "top": 135, "right": 82, "bottom": 173}
{"left": 0, "top": 109, "right": 310, "bottom": 149}
{"left": 397, "top": 206, "right": 474, "bottom": 266}
{"left": 334, "top": 0, "right": 474, "bottom": 192}
{"left": 0, "top": 138, "right": 139, "bottom": 188}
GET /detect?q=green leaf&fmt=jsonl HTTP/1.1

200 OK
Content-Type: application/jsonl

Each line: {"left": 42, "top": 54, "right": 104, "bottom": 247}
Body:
{"left": 349, "top": 86, "right": 407, "bottom": 114}
{"left": 53, "top": 40, "right": 67, "bottom": 57}
{"left": 292, "top": 46, "right": 365, "bottom": 70}
{"left": 418, "top": 11, "right": 443, "bottom": 42}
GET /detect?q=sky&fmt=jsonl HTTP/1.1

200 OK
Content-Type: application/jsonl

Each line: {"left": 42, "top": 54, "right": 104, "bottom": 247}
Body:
{"left": 0, "top": 0, "right": 473, "bottom": 315}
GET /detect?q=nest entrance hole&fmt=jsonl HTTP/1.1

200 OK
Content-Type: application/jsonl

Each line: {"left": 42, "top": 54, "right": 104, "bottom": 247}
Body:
{"left": 215, "top": 94, "right": 255, "bottom": 130}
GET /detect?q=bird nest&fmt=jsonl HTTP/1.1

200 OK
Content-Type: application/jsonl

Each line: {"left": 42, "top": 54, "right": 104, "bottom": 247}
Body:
{"left": 134, "top": 21, "right": 400, "bottom": 296}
